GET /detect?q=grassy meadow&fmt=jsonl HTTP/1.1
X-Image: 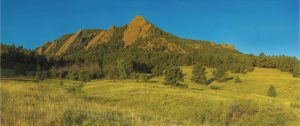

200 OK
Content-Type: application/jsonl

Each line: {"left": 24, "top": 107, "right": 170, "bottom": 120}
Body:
{"left": 0, "top": 67, "right": 299, "bottom": 126}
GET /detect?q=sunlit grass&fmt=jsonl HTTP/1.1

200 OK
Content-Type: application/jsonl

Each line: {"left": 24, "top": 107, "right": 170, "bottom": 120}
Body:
{"left": 1, "top": 67, "right": 299, "bottom": 125}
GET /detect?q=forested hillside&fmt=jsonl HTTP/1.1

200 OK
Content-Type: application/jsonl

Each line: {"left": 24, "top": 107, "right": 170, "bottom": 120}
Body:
{"left": 1, "top": 16, "right": 299, "bottom": 79}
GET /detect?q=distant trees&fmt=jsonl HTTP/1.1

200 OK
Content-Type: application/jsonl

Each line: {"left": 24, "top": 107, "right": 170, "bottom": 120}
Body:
{"left": 47, "top": 63, "right": 102, "bottom": 82}
{"left": 0, "top": 44, "right": 48, "bottom": 76}
{"left": 1, "top": 31, "right": 299, "bottom": 82}
{"left": 164, "top": 65, "right": 185, "bottom": 87}
{"left": 267, "top": 85, "right": 277, "bottom": 97}
{"left": 254, "top": 53, "right": 300, "bottom": 77}
{"left": 191, "top": 63, "right": 207, "bottom": 84}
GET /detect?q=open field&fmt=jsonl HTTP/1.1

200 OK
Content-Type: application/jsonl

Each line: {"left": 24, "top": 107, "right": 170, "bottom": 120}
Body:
{"left": 1, "top": 67, "right": 299, "bottom": 126}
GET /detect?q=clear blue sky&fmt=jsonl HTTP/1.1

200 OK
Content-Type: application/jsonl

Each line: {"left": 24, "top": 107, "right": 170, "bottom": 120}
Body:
{"left": 1, "top": 0, "right": 299, "bottom": 57}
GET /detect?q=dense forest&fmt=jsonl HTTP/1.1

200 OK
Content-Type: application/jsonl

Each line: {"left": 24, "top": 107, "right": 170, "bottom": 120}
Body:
{"left": 1, "top": 16, "right": 299, "bottom": 82}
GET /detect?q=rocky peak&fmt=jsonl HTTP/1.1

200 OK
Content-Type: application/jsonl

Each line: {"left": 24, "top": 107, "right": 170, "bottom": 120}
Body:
{"left": 122, "top": 16, "right": 155, "bottom": 46}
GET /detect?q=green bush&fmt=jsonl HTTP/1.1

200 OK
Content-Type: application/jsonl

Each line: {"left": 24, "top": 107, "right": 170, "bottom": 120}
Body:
{"left": 78, "top": 71, "right": 92, "bottom": 82}
{"left": 191, "top": 63, "right": 207, "bottom": 84}
{"left": 267, "top": 85, "right": 277, "bottom": 97}
{"left": 213, "top": 64, "right": 227, "bottom": 79}
{"left": 164, "top": 65, "right": 184, "bottom": 87}
{"left": 66, "top": 72, "right": 78, "bottom": 80}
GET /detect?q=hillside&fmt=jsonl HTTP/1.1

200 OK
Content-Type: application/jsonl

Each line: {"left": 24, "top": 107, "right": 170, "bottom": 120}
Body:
{"left": 1, "top": 67, "right": 299, "bottom": 125}
{"left": 35, "top": 16, "right": 238, "bottom": 57}
{"left": 1, "top": 15, "right": 299, "bottom": 80}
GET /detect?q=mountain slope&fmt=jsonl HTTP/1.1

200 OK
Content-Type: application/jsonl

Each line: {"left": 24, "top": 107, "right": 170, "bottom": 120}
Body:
{"left": 122, "top": 16, "right": 157, "bottom": 46}
{"left": 36, "top": 15, "right": 237, "bottom": 58}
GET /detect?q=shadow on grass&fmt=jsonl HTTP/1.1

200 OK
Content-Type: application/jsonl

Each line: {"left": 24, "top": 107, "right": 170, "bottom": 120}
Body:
{"left": 189, "top": 88, "right": 205, "bottom": 91}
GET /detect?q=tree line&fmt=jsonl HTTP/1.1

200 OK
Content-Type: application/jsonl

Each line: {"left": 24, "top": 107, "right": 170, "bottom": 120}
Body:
{"left": 1, "top": 41, "right": 299, "bottom": 81}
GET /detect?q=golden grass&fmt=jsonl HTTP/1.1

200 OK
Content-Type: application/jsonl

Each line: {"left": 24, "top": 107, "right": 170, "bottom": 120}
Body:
{"left": 0, "top": 67, "right": 299, "bottom": 125}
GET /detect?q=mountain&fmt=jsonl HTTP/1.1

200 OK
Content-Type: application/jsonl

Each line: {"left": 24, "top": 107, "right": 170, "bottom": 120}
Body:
{"left": 36, "top": 15, "right": 236, "bottom": 57}
{"left": 2, "top": 15, "right": 299, "bottom": 78}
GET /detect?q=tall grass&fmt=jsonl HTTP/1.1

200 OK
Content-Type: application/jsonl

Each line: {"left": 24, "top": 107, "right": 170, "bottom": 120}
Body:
{"left": 0, "top": 67, "right": 299, "bottom": 125}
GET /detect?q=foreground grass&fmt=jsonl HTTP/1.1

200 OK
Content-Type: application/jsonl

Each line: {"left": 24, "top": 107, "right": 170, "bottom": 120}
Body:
{"left": 0, "top": 67, "right": 299, "bottom": 125}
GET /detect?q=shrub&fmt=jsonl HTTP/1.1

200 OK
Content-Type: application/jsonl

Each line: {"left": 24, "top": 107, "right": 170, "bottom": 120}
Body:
{"left": 164, "top": 65, "right": 184, "bottom": 86}
{"left": 78, "top": 71, "right": 92, "bottom": 82}
{"left": 117, "top": 58, "right": 133, "bottom": 79}
{"left": 191, "top": 63, "right": 207, "bottom": 84}
{"left": 213, "top": 64, "right": 227, "bottom": 79}
{"left": 267, "top": 85, "right": 277, "bottom": 97}
{"left": 225, "top": 100, "right": 258, "bottom": 125}
{"left": 66, "top": 72, "right": 78, "bottom": 80}
{"left": 234, "top": 76, "right": 242, "bottom": 83}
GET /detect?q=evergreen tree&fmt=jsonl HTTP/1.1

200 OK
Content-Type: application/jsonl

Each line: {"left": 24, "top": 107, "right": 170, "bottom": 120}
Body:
{"left": 117, "top": 58, "right": 133, "bottom": 79}
{"left": 257, "top": 52, "right": 267, "bottom": 67}
{"left": 164, "top": 65, "right": 184, "bottom": 86}
{"left": 191, "top": 63, "right": 207, "bottom": 84}
{"left": 267, "top": 85, "right": 277, "bottom": 97}
{"left": 213, "top": 64, "right": 227, "bottom": 79}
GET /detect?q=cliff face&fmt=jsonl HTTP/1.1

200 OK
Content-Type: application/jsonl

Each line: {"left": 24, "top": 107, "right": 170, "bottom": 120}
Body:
{"left": 36, "top": 16, "right": 160, "bottom": 56}
{"left": 122, "top": 16, "right": 156, "bottom": 46}
{"left": 86, "top": 26, "right": 117, "bottom": 49}
{"left": 36, "top": 15, "right": 231, "bottom": 57}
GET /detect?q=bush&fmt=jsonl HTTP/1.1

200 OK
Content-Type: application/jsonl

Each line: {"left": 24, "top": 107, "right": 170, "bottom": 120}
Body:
{"left": 267, "top": 85, "right": 277, "bottom": 97}
{"left": 225, "top": 101, "right": 258, "bottom": 125}
{"left": 78, "top": 71, "right": 92, "bottom": 82}
{"left": 66, "top": 72, "right": 78, "bottom": 80}
{"left": 234, "top": 76, "right": 242, "bottom": 83}
{"left": 213, "top": 64, "right": 227, "bottom": 79}
{"left": 164, "top": 65, "right": 184, "bottom": 86}
{"left": 191, "top": 63, "right": 207, "bottom": 84}
{"left": 117, "top": 58, "right": 133, "bottom": 79}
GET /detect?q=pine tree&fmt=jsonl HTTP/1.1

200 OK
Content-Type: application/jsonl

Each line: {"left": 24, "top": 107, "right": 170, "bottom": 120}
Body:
{"left": 164, "top": 65, "right": 184, "bottom": 86}
{"left": 213, "top": 64, "right": 227, "bottom": 79}
{"left": 267, "top": 85, "right": 277, "bottom": 97}
{"left": 191, "top": 63, "right": 207, "bottom": 84}
{"left": 117, "top": 58, "right": 133, "bottom": 79}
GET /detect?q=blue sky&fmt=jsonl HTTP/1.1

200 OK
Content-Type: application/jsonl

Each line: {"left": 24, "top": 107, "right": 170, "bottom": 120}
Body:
{"left": 1, "top": 0, "right": 299, "bottom": 57}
